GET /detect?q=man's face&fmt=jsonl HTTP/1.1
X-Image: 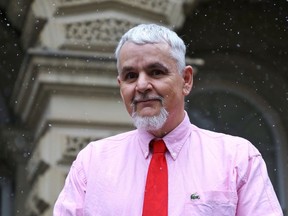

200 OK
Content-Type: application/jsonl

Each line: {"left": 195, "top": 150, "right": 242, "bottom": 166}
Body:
{"left": 117, "top": 42, "right": 192, "bottom": 132}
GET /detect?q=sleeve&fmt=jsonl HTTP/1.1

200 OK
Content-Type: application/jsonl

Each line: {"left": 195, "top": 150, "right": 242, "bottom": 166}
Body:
{"left": 236, "top": 145, "right": 283, "bottom": 216}
{"left": 53, "top": 153, "right": 87, "bottom": 216}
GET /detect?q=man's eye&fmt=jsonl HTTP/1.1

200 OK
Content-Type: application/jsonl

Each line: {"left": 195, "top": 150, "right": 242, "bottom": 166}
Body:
{"left": 125, "top": 72, "right": 138, "bottom": 80}
{"left": 151, "top": 70, "right": 163, "bottom": 76}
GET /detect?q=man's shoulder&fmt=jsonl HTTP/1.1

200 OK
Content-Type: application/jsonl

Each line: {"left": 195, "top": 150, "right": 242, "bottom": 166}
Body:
{"left": 190, "top": 124, "right": 261, "bottom": 164}
{"left": 191, "top": 124, "right": 249, "bottom": 144}
{"left": 87, "top": 129, "right": 138, "bottom": 146}
{"left": 75, "top": 129, "right": 138, "bottom": 159}
{"left": 102, "top": 129, "right": 138, "bottom": 141}
{"left": 190, "top": 124, "right": 260, "bottom": 155}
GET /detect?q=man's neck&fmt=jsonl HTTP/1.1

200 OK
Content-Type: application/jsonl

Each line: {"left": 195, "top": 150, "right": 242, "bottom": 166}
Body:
{"left": 148, "top": 111, "right": 186, "bottom": 138}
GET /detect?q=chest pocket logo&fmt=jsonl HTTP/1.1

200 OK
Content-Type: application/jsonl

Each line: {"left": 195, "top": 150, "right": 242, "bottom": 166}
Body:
{"left": 182, "top": 191, "right": 237, "bottom": 216}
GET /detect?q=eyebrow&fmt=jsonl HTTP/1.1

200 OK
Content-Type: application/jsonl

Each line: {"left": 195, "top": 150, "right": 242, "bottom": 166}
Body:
{"left": 120, "top": 62, "right": 169, "bottom": 76}
{"left": 145, "top": 63, "right": 169, "bottom": 73}
{"left": 121, "top": 66, "right": 135, "bottom": 74}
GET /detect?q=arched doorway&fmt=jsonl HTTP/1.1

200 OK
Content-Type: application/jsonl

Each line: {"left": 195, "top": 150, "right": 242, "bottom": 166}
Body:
{"left": 186, "top": 78, "right": 286, "bottom": 207}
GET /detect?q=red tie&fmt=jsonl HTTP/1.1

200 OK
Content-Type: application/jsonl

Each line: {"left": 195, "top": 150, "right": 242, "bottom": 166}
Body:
{"left": 143, "top": 139, "right": 168, "bottom": 216}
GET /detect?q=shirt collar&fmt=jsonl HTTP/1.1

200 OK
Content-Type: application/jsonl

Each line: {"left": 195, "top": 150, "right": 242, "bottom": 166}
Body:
{"left": 138, "top": 111, "right": 191, "bottom": 160}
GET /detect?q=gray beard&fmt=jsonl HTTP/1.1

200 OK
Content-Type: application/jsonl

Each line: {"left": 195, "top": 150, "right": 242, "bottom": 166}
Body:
{"left": 131, "top": 107, "right": 169, "bottom": 131}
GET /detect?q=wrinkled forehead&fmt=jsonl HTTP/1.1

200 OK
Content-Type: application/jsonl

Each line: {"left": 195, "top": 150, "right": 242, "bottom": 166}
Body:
{"left": 117, "top": 42, "right": 175, "bottom": 73}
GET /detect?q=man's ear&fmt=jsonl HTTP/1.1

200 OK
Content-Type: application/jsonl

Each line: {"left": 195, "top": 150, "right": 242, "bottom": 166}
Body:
{"left": 117, "top": 76, "right": 121, "bottom": 85}
{"left": 182, "top": 65, "right": 193, "bottom": 96}
{"left": 117, "top": 76, "right": 124, "bottom": 99}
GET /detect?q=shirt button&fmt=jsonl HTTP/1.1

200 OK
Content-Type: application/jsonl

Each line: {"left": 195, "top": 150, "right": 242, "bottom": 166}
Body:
{"left": 171, "top": 152, "right": 177, "bottom": 157}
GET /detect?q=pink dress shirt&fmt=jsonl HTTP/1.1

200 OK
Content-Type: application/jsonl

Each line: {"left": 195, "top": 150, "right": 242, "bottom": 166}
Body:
{"left": 54, "top": 113, "right": 283, "bottom": 216}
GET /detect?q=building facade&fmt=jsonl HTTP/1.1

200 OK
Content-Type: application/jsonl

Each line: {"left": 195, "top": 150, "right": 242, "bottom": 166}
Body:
{"left": 0, "top": 0, "right": 287, "bottom": 215}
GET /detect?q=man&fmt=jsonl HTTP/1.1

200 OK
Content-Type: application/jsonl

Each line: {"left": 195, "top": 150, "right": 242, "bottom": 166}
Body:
{"left": 54, "top": 24, "right": 283, "bottom": 215}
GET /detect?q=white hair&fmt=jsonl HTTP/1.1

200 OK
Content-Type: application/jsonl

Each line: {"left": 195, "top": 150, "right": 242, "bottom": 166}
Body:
{"left": 115, "top": 23, "right": 186, "bottom": 74}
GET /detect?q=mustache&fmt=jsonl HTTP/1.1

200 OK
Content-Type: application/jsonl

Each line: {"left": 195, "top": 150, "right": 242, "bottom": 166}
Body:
{"left": 132, "top": 95, "right": 164, "bottom": 105}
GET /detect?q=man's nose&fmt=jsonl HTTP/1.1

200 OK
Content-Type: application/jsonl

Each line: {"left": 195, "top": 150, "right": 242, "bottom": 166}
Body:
{"left": 135, "top": 73, "right": 151, "bottom": 93}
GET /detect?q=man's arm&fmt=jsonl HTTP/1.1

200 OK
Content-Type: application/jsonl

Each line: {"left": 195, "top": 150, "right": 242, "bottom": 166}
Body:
{"left": 53, "top": 159, "right": 86, "bottom": 216}
{"left": 236, "top": 154, "right": 283, "bottom": 215}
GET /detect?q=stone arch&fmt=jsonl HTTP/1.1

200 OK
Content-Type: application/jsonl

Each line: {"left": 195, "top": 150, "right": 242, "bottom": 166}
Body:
{"left": 186, "top": 53, "right": 288, "bottom": 207}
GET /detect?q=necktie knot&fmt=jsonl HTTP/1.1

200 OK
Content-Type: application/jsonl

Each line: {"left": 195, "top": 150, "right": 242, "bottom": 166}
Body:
{"left": 152, "top": 139, "right": 167, "bottom": 154}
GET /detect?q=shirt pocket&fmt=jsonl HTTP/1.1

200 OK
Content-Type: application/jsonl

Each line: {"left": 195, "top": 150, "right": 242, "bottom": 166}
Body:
{"left": 182, "top": 191, "right": 238, "bottom": 216}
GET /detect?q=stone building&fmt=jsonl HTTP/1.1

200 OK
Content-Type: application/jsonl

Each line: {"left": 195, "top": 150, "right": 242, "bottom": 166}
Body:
{"left": 0, "top": 0, "right": 287, "bottom": 215}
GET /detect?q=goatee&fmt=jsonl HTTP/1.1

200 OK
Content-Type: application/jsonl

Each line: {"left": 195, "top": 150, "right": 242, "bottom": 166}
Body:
{"left": 131, "top": 107, "right": 169, "bottom": 131}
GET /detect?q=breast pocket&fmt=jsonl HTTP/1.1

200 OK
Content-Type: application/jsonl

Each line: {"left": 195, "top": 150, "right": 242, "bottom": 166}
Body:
{"left": 182, "top": 191, "right": 237, "bottom": 216}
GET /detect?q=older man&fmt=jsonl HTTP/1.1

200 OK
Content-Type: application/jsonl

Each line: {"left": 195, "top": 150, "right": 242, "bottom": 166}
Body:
{"left": 54, "top": 24, "right": 283, "bottom": 216}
